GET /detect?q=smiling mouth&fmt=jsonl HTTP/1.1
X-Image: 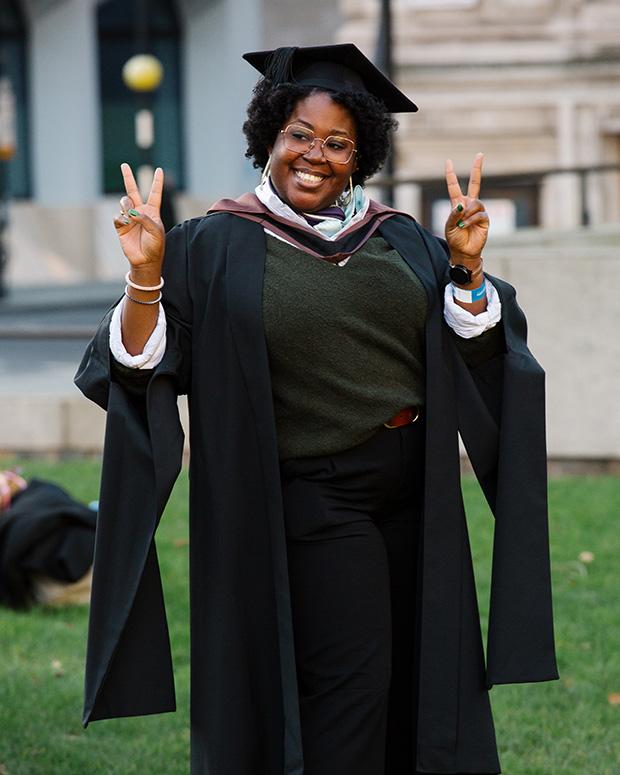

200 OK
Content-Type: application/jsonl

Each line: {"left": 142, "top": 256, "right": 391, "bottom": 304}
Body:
{"left": 293, "top": 169, "right": 328, "bottom": 187}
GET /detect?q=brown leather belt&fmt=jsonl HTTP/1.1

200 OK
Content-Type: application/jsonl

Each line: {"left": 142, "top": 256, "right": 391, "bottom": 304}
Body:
{"left": 384, "top": 406, "right": 420, "bottom": 429}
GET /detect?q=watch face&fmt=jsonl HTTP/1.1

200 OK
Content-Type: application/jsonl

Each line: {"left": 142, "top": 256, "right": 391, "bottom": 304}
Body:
{"left": 449, "top": 264, "right": 471, "bottom": 285}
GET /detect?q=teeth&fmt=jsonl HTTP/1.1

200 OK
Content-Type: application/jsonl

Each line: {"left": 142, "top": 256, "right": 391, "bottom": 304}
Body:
{"left": 295, "top": 171, "right": 324, "bottom": 184}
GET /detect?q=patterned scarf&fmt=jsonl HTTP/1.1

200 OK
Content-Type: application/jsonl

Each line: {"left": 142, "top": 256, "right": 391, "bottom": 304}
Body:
{"left": 208, "top": 182, "right": 408, "bottom": 264}
{"left": 255, "top": 177, "right": 369, "bottom": 240}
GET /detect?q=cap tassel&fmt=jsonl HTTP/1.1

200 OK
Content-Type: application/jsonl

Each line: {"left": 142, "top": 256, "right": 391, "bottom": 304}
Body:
{"left": 264, "top": 46, "right": 299, "bottom": 84}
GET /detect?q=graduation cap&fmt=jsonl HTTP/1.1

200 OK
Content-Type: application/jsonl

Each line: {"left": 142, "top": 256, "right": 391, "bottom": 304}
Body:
{"left": 242, "top": 43, "right": 418, "bottom": 113}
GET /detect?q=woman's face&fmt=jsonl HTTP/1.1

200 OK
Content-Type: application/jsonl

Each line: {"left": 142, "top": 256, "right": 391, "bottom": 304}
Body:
{"left": 268, "top": 91, "right": 358, "bottom": 213}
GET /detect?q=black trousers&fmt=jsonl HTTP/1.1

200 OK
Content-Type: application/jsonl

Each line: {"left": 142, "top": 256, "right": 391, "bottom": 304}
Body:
{"left": 280, "top": 421, "right": 426, "bottom": 775}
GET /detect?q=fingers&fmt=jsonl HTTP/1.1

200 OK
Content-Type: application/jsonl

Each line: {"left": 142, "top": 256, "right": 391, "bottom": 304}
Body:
{"left": 115, "top": 195, "right": 136, "bottom": 231}
{"left": 113, "top": 214, "right": 132, "bottom": 232}
{"left": 445, "top": 201, "right": 466, "bottom": 232}
{"left": 467, "top": 152, "right": 484, "bottom": 199}
{"left": 147, "top": 167, "right": 164, "bottom": 210}
{"left": 125, "top": 208, "right": 164, "bottom": 238}
{"left": 120, "top": 163, "right": 143, "bottom": 207}
{"left": 445, "top": 198, "right": 488, "bottom": 231}
{"left": 445, "top": 153, "right": 485, "bottom": 205}
{"left": 457, "top": 211, "right": 489, "bottom": 230}
{"left": 445, "top": 158, "right": 464, "bottom": 207}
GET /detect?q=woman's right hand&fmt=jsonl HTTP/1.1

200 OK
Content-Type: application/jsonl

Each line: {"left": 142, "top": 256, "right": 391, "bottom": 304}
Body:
{"left": 113, "top": 163, "right": 166, "bottom": 272}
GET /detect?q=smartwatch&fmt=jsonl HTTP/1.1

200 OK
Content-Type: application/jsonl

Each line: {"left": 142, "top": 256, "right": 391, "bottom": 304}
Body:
{"left": 448, "top": 259, "right": 483, "bottom": 286}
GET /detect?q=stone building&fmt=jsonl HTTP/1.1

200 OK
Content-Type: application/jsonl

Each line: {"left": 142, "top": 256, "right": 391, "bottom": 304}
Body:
{"left": 4, "top": 0, "right": 619, "bottom": 284}
{"left": 1, "top": 0, "right": 619, "bottom": 460}
{"left": 336, "top": 0, "right": 620, "bottom": 461}
{"left": 341, "top": 0, "right": 620, "bottom": 232}
{"left": 2, "top": 0, "right": 341, "bottom": 285}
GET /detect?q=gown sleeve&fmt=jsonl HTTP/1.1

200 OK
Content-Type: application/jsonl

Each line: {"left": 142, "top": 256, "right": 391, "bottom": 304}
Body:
{"left": 390, "top": 216, "right": 558, "bottom": 688}
{"left": 75, "top": 222, "right": 192, "bottom": 404}
{"left": 73, "top": 222, "right": 193, "bottom": 725}
{"left": 449, "top": 278, "right": 559, "bottom": 687}
{"left": 434, "top": 235, "right": 506, "bottom": 368}
{"left": 449, "top": 322, "right": 505, "bottom": 370}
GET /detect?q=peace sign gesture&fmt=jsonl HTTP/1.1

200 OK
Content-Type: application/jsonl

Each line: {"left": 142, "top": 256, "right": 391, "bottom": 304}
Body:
{"left": 444, "top": 153, "right": 490, "bottom": 262}
{"left": 113, "top": 163, "right": 166, "bottom": 270}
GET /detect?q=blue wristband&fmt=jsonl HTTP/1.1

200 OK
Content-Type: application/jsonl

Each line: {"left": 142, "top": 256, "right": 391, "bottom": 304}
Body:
{"left": 452, "top": 279, "right": 487, "bottom": 304}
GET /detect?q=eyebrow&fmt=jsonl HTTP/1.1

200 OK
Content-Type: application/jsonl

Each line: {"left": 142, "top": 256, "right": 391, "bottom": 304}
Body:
{"left": 289, "top": 118, "right": 353, "bottom": 138}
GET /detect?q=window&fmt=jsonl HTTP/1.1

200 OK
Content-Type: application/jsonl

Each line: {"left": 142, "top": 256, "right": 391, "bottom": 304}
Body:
{"left": 97, "top": 0, "right": 183, "bottom": 194}
{"left": 422, "top": 178, "right": 540, "bottom": 236}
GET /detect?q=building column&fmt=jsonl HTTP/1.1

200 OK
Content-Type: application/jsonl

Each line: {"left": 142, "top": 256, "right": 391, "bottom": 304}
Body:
{"left": 394, "top": 182, "right": 421, "bottom": 220}
{"left": 181, "top": 0, "right": 263, "bottom": 204}
{"left": 29, "top": 0, "right": 100, "bottom": 205}
{"left": 601, "top": 131, "right": 620, "bottom": 224}
{"left": 578, "top": 104, "right": 605, "bottom": 225}
{"left": 541, "top": 97, "right": 581, "bottom": 229}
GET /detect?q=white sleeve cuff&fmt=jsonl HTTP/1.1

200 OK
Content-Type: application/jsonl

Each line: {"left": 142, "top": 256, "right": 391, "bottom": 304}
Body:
{"left": 109, "top": 297, "right": 167, "bottom": 369}
{"left": 443, "top": 279, "right": 502, "bottom": 339}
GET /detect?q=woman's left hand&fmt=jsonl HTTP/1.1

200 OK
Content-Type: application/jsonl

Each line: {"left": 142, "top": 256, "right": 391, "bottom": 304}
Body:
{"left": 444, "top": 153, "right": 489, "bottom": 261}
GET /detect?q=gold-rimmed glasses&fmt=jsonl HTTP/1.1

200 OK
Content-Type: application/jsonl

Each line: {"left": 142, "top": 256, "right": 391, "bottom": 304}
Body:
{"left": 279, "top": 124, "right": 357, "bottom": 165}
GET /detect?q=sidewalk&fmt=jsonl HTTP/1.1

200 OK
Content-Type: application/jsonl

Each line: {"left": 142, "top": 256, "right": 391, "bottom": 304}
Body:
{"left": 0, "top": 280, "right": 123, "bottom": 336}
{"left": 0, "top": 281, "right": 123, "bottom": 454}
{"left": 0, "top": 279, "right": 122, "bottom": 311}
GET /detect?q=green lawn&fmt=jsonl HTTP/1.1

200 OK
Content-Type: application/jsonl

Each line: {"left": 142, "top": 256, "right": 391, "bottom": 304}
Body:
{"left": 0, "top": 458, "right": 618, "bottom": 774}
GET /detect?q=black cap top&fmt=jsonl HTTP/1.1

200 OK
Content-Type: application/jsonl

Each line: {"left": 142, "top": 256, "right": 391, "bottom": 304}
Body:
{"left": 242, "top": 43, "right": 418, "bottom": 114}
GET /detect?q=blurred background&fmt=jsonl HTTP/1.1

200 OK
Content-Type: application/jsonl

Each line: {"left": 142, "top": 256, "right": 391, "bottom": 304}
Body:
{"left": 1, "top": 4, "right": 619, "bottom": 773}
{"left": 0, "top": 0, "right": 619, "bottom": 464}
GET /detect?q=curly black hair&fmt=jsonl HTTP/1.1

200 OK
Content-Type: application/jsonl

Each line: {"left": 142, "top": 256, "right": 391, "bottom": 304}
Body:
{"left": 243, "top": 78, "right": 398, "bottom": 187}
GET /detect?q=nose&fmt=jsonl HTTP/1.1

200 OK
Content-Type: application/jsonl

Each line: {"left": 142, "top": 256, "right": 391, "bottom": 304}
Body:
{"left": 303, "top": 139, "right": 326, "bottom": 163}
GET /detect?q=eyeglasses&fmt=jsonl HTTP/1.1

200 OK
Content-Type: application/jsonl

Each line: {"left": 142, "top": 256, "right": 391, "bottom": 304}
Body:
{"left": 279, "top": 124, "right": 357, "bottom": 165}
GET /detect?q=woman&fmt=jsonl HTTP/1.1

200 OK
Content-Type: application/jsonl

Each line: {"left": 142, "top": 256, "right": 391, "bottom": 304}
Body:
{"left": 76, "top": 44, "right": 557, "bottom": 775}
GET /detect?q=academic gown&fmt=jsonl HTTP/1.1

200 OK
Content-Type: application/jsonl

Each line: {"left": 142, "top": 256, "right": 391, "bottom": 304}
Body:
{"left": 74, "top": 212, "right": 559, "bottom": 775}
{"left": 0, "top": 479, "right": 96, "bottom": 609}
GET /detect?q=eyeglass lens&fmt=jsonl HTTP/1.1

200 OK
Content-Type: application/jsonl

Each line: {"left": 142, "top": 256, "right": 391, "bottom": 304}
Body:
{"left": 282, "top": 125, "right": 355, "bottom": 164}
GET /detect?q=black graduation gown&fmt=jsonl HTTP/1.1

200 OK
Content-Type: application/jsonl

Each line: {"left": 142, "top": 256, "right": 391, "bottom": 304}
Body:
{"left": 74, "top": 212, "right": 558, "bottom": 774}
{"left": 0, "top": 479, "right": 96, "bottom": 609}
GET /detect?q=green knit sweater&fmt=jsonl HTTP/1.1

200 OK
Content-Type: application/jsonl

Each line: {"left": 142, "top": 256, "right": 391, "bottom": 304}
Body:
{"left": 262, "top": 234, "right": 503, "bottom": 460}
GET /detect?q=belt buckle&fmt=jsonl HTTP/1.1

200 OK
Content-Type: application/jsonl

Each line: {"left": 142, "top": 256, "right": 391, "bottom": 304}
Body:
{"left": 384, "top": 407, "right": 420, "bottom": 429}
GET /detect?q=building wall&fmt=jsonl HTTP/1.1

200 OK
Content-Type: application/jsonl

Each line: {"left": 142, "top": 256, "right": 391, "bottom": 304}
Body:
{"left": 7, "top": 0, "right": 344, "bottom": 285}
{"left": 336, "top": 0, "right": 620, "bottom": 460}
{"left": 24, "top": 0, "right": 100, "bottom": 205}
{"left": 262, "top": 0, "right": 341, "bottom": 49}
{"left": 180, "top": 0, "right": 263, "bottom": 201}
{"left": 13, "top": 0, "right": 328, "bottom": 280}
{"left": 487, "top": 224, "right": 620, "bottom": 460}
{"left": 340, "top": 0, "right": 620, "bottom": 229}
{"left": 4, "top": 228, "right": 620, "bottom": 460}
{"left": 4, "top": 0, "right": 620, "bottom": 459}
{"left": 15, "top": 0, "right": 344, "bottom": 209}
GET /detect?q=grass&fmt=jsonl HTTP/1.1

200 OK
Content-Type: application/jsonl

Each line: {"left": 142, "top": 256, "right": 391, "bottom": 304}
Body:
{"left": 0, "top": 458, "right": 618, "bottom": 774}
{"left": 464, "top": 476, "right": 620, "bottom": 774}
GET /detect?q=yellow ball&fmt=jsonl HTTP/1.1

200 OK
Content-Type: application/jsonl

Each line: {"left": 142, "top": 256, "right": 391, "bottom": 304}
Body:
{"left": 0, "top": 143, "right": 16, "bottom": 161}
{"left": 122, "top": 54, "right": 164, "bottom": 92}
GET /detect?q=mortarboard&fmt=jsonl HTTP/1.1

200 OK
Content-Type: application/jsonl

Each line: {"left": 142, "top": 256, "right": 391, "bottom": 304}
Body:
{"left": 242, "top": 43, "right": 418, "bottom": 113}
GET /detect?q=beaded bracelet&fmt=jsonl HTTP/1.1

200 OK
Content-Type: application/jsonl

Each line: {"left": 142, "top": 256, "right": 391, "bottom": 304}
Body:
{"left": 125, "top": 287, "right": 162, "bottom": 305}
{"left": 125, "top": 270, "right": 164, "bottom": 292}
